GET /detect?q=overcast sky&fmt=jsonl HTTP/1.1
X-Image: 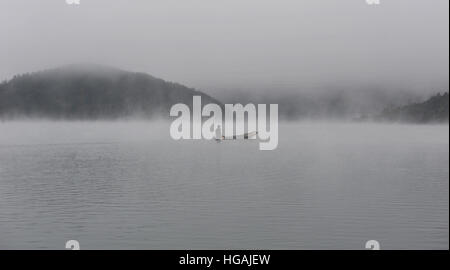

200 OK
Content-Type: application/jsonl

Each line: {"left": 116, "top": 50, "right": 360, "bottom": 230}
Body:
{"left": 0, "top": 0, "right": 448, "bottom": 93}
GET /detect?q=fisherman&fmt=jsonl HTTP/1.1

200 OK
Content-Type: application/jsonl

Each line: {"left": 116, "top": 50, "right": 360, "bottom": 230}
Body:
{"left": 215, "top": 125, "right": 222, "bottom": 141}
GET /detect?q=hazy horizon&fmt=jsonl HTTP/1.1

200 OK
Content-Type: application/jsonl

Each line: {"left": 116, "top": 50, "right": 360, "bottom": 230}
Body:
{"left": 1, "top": 0, "right": 448, "bottom": 95}
{"left": 0, "top": 0, "right": 448, "bottom": 251}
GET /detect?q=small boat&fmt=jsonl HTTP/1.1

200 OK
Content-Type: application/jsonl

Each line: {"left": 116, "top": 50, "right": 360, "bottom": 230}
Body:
{"left": 221, "top": 131, "right": 258, "bottom": 140}
{"left": 215, "top": 126, "right": 258, "bottom": 141}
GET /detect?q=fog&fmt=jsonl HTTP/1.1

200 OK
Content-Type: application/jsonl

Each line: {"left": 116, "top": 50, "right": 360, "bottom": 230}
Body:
{"left": 0, "top": 121, "right": 448, "bottom": 249}
{"left": 1, "top": 0, "right": 449, "bottom": 251}
{"left": 1, "top": 0, "right": 448, "bottom": 96}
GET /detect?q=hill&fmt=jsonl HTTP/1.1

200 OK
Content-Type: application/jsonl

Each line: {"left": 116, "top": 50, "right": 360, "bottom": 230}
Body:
{"left": 379, "top": 92, "right": 449, "bottom": 123}
{"left": 0, "top": 64, "right": 221, "bottom": 119}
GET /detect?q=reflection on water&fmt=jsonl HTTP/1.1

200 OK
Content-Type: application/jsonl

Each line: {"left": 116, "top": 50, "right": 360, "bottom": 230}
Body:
{"left": 0, "top": 122, "right": 448, "bottom": 249}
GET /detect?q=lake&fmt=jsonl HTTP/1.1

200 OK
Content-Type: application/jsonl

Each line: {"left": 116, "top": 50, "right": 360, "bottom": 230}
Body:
{"left": 0, "top": 121, "right": 448, "bottom": 249}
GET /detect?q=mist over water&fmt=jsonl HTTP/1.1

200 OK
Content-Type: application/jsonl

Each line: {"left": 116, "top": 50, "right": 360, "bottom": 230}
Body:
{"left": 0, "top": 121, "right": 447, "bottom": 249}
{"left": 0, "top": 0, "right": 448, "bottom": 251}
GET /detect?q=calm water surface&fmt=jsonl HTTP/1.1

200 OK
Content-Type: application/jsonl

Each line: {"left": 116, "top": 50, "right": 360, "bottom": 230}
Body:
{"left": 0, "top": 122, "right": 448, "bottom": 249}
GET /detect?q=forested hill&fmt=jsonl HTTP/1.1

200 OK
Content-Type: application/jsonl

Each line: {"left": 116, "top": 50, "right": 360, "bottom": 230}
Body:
{"left": 0, "top": 64, "right": 221, "bottom": 119}
{"left": 379, "top": 92, "right": 449, "bottom": 123}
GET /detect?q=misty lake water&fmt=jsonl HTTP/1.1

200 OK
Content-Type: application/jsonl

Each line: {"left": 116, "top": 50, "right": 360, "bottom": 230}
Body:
{"left": 0, "top": 121, "right": 448, "bottom": 249}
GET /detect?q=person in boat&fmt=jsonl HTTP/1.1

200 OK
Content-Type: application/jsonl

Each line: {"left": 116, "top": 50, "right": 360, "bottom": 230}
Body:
{"left": 215, "top": 125, "right": 223, "bottom": 141}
